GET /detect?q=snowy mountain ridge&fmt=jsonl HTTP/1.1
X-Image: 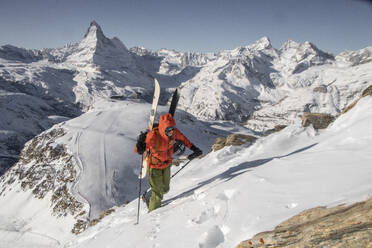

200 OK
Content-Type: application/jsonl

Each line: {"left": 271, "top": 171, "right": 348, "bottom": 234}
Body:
{"left": 0, "top": 19, "right": 370, "bottom": 193}
{"left": 0, "top": 21, "right": 371, "bottom": 247}
{"left": 1, "top": 20, "right": 371, "bottom": 176}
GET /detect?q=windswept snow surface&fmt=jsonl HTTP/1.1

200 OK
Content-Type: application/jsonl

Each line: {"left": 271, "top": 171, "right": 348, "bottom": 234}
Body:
{"left": 62, "top": 96, "right": 372, "bottom": 248}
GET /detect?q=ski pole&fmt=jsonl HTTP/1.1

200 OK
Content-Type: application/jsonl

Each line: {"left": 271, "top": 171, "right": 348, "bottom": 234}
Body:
{"left": 171, "top": 159, "right": 192, "bottom": 179}
{"left": 136, "top": 154, "right": 144, "bottom": 225}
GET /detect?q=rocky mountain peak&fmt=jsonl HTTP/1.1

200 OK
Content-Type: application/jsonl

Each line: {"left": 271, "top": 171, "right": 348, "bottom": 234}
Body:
{"left": 278, "top": 39, "right": 334, "bottom": 74}
{"left": 280, "top": 39, "right": 301, "bottom": 50}
{"left": 68, "top": 21, "right": 132, "bottom": 68}
{"left": 83, "top": 21, "right": 105, "bottom": 40}
{"left": 280, "top": 39, "right": 333, "bottom": 59}
{"left": 250, "top": 36, "right": 272, "bottom": 50}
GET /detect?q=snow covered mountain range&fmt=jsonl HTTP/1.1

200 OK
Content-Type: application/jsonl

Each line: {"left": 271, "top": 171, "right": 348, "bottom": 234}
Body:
{"left": 1, "top": 21, "right": 372, "bottom": 173}
{"left": 0, "top": 21, "right": 371, "bottom": 247}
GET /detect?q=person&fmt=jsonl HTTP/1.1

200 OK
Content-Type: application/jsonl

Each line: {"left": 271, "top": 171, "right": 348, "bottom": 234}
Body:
{"left": 135, "top": 113, "right": 202, "bottom": 212}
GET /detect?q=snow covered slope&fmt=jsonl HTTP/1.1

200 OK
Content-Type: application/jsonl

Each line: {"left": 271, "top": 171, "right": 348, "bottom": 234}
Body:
{"left": 61, "top": 93, "right": 372, "bottom": 248}
{"left": 0, "top": 97, "right": 241, "bottom": 246}
{"left": 1, "top": 87, "right": 370, "bottom": 248}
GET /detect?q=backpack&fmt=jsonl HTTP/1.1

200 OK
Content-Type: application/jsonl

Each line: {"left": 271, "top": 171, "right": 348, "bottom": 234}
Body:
{"left": 135, "top": 124, "right": 161, "bottom": 155}
{"left": 135, "top": 131, "right": 148, "bottom": 155}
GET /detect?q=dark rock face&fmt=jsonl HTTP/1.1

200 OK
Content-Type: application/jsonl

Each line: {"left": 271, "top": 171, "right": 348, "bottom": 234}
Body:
{"left": 237, "top": 197, "right": 372, "bottom": 248}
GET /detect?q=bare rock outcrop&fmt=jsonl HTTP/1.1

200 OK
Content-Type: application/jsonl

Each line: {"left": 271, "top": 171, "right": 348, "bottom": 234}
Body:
{"left": 361, "top": 85, "right": 372, "bottom": 97}
{"left": 237, "top": 197, "right": 372, "bottom": 248}
{"left": 313, "top": 85, "right": 328, "bottom": 93}
{"left": 340, "top": 84, "right": 372, "bottom": 116}
{"left": 264, "top": 125, "right": 287, "bottom": 136}
{"left": 301, "top": 113, "right": 335, "bottom": 129}
{"left": 0, "top": 126, "right": 89, "bottom": 234}
{"left": 212, "top": 134, "right": 257, "bottom": 151}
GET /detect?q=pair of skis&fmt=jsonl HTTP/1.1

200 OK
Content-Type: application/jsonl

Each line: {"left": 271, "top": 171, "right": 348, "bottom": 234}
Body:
{"left": 136, "top": 78, "right": 179, "bottom": 224}
{"left": 139, "top": 80, "right": 179, "bottom": 179}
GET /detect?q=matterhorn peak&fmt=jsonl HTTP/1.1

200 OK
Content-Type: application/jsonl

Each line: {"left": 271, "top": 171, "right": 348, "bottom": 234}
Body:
{"left": 67, "top": 21, "right": 132, "bottom": 69}
{"left": 83, "top": 20, "right": 105, "bottom": 40}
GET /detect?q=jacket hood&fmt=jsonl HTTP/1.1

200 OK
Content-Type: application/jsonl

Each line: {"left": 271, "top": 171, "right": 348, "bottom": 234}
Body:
{"left": 159, "top": 113, "right": 176, "bottom": 138}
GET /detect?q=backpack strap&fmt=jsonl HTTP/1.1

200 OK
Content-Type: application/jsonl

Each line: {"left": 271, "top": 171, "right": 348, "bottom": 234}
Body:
{"left": 152, "top": 127, "right": 161, "bottom": 152}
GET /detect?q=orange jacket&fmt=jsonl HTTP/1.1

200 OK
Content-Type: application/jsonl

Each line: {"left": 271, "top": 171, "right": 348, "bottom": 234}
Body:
{"left": 145, "top": 113, "right": 192, "bottom": 169}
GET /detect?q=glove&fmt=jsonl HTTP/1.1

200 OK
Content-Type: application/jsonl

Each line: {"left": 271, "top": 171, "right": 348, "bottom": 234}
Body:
{"left": 187, "top": 145, "right": 202, "bottom": 160}
{"left": 136, "top": 131, "right": 148, "bottom": 155}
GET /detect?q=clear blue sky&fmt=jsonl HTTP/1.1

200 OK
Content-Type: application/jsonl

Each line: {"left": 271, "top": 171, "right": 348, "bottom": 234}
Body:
{"left": 0, "top": 0, "right": 371, "bottom": 54}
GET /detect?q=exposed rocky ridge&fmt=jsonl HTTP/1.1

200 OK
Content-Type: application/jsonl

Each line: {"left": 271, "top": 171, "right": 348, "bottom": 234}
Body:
{"left": 339, "top": 84, "right": 372, "bottom": 116}
{"left": 237, "top": 197, "right": 372, "bottom": 248}
{"left": 0, "top": 126, "right": 89, "bottom": 231}
{"left": 212, "top": 133, "right": 257, "bottom": 151}
{"left": 301, "top": 113, "right": 335, "bottom": 129}
{"left": 72, "top": 208, "right": 115, "bottom": 235}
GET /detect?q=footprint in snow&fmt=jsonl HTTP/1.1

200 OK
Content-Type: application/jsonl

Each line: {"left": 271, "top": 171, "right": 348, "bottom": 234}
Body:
{"left": 286, "top": 203, "right": 298, "bottom": 209}
{"left": 217, "top": 189, "right": 237, "bottom": 201}
{"left": 192, "top": 190, "right": 206, "bottom": 200}
{"left": 198, "top": 225, "right": 225, "bottom": 248}
{"left": 148, "top": 223, "right": 160, "bottom": 240}
{"left": 148, "top": 213, "right": 161, "bottom": 240}
{"left": 190, "top": 206, "right": 220, "bottom": 225}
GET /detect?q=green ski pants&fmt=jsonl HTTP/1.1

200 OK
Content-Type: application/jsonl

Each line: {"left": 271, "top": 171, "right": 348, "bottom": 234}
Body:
{"left": 148, "top": 166, "right": 171, "bottom": 212}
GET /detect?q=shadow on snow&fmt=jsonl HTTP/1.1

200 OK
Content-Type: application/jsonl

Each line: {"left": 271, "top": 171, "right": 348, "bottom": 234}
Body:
{"left": 163, "top": 143, "right": 318, "bottom": 206}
